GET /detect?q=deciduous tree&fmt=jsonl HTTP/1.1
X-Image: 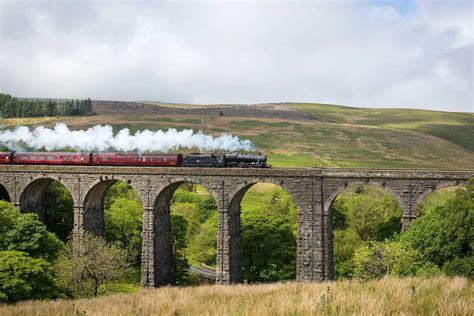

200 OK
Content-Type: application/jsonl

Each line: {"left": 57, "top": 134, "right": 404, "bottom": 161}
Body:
{"left": 55, "top": 233, "right": 132, "bottom": 297}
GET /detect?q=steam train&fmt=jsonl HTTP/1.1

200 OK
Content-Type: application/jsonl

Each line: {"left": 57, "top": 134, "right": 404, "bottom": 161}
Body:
{"left": 0, "top": 152, "right": 269, "bottom": 168}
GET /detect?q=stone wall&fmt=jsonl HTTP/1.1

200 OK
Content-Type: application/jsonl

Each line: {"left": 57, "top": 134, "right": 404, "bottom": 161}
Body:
{"left": 0, "top": 165, "right": 471, "bottom": 286}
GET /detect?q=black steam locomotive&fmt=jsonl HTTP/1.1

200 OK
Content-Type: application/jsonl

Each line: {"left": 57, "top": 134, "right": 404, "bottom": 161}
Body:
{"left": 182, "top": 153, "right": 269, "bottom": 168}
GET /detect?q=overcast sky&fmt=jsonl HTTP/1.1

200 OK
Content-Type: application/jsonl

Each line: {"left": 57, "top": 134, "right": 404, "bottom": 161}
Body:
{"left": 0, "top": 0, "right": 472, "bottom": 112}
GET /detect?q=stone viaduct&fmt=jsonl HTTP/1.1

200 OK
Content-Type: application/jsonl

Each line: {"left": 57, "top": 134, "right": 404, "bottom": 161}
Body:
{"left": 0, "top": 165, "right": 471, "bottom": 286}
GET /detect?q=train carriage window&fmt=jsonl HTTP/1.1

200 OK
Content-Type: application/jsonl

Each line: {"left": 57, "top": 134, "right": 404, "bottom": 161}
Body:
{"left": 48, "top": 155, "right": 53, "bottom": 160}
{"left": 39, "top": 156, "right": 45, "bottom": 160}
{"left": 103, "top": 155, "right": 108, "bottom": 161}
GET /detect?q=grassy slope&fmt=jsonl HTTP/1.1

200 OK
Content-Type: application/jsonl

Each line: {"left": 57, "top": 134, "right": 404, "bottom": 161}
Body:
{"left": 1, "top": 277, "right": 471, "bottom": 315}
{"left": 291, "top": 103, "right": 474, "bottom": 152}
{"left": 2, "top": 102, "right": 473, "bottom": 169}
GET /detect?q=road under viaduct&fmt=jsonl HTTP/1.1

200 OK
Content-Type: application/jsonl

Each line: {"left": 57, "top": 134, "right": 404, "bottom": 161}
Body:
{"left": 0, "top": 165, "right": 471, "bottom": 286}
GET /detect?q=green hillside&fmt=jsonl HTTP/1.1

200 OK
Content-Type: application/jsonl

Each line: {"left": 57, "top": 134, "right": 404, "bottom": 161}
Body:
{"left": 2, "top": 101, "right": 473, "bottom": 169}
{"left": 291, "top": 103, "right": 474, "bottom": 152}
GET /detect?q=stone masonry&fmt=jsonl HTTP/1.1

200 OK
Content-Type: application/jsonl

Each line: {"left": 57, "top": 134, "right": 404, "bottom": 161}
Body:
{"left": 0, "top": 165, "right": 471, "bottom": 285}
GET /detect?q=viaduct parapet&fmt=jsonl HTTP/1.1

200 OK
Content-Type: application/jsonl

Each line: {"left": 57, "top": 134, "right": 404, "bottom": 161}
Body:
{"left": 0, "top": 165, "right": 471, "bottom": 286}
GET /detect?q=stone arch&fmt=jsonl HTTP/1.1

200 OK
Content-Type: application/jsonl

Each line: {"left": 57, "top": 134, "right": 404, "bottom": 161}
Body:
{"left": 227, "top": 179, "right": 301, "bottom": 283}
{"left": 19, "top": 177, "right": 75, "bottom": 221}
{"left": 82, "top": 178, "right": 145, "bottom": 237}
{"left": 413, "top": 180, "right": 466, "bottom": 216}
{"left": 324, "top": 180, "right": 404, "bottom": 216}
{"left": 323, "top": 180, "right": 404, "bottom": 280}
{"left": 0, "top": 183, "right": 11, "bottom": 202}
{"left": 228, "top": 177, "right": 304, "bottom": 212}
{"left": 149, "top": 179, "right": 220, "bottom": 286}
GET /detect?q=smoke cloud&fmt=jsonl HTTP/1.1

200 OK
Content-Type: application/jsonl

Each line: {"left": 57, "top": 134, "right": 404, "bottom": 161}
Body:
{"left": 0, "top": 124, "right": 255, "bottom": 153}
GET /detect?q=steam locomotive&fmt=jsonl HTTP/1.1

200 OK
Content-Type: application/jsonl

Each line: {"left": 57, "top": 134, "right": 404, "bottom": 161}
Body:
{"left": 0, "top": 152, "right": 269, "bottom": 168}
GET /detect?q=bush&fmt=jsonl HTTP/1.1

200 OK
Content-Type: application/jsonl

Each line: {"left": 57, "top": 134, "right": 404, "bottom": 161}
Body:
{"left": 41, "top": 181, "right": 74, "bottom": 242}
{"left": 0, "top": 251, "right": 56, "bottom": 303}
{"left": 402, "top": 179, "right": 473, "bottom": 277}
{"left": 241, "top": 213, "right": 296, "bottom": 282}
{"left": 2, "top": 213, "right": 63, "bottom": 262}
{"left": 105, "top": 197, "right": 143, "bottom": 264}
{"left": 353, "top": 240, "right": 425, "bottom": 279}
{"left": 55, "top": 233, "right": 132, "bottom": 297}
{"left": 187, "top": 212, "right": 218, "bottom": 266}
{"left": 333, "top": 228, "right": 362, "bottom": 279}
{"left": 0, "top": 201, "right": 19, "bottom": 239}
{"left": 170, "top": 214, "right": 190, "bottom": 285}
{"left": 442, "top": 256, "right": 473, "bottom": 278}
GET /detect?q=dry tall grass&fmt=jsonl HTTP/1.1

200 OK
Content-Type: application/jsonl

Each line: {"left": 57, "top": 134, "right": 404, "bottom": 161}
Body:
{"left": 1, "top": 277, "right": 472, "bottom": 315}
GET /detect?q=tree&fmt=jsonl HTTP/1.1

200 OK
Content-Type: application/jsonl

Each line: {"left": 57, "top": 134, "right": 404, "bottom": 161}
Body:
{"left": 104, "top": 181, "right": 141, "bottom": 209}
{"left": 55, "top": 233, "right": 132, "bottom": 297}
{"left": 333, "top": 228, "right": 362, "bottom": 279}
{"left": 187, "top": 212, "right": 218, "bottom": 266}
{"left": 170, "top": 214, "right": 190, "bottom": 285}
{"left": 2, "top": 213, "right": 63, "bottom": 262}
{"left": 353, "top": 240, "right": 432, "bottom": 280}
{"left": 332, "top": 186, "right": 402, "bottom": 241}
{"left": 104, "top": 197, "right": 143, "bottom": 263}
{"left": 0, "top": 251, "right": 56, "bottom": 303}
{"left": 0, "top": 201, "right": 19, "bottom": 240}
{"left": 241, "top": 212, "right": 296, "bottom": 282}
{"left": 0, "top": 93, "right": 93, "bottom": 118}
{"left": 198, "top": 196, "right": 217, "bottom": 223}
{"left": 42, "top": 182, "right": 74, "bottom": 242}
{"left": 402, "top": 179, "right": 473, "bottom": 277}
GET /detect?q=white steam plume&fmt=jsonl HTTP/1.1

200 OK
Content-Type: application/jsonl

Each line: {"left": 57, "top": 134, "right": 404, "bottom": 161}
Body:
{"left": 0, "top": 124, "right": 255, "bottom": 153}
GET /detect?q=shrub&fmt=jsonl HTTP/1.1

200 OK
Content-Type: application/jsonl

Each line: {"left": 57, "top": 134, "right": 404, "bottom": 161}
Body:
{"left": 2, "top": 213, "right": 63, "bottom": 262}
{"left": 402, "top": 179, "right": 473, "bottom": 277}
{"left": 353, "top": 240, "right": 425, "bottom": 279}
{"left": 0, "top": 251, "right": 56, "bottom": 303}
{"left": 241, "top": 213, "right": 296, "bottom": 282}
{"left": 55, "top": 233, "right": 132, "bottom": 297}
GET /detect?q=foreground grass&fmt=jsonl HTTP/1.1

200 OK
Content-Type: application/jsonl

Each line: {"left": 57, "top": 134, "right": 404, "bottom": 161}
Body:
{"left": 1, "top": 277, "right": 472, "bottom": 315}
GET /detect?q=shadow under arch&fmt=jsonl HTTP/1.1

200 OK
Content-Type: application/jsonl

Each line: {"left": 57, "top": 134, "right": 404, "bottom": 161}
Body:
{"left": 0, "top": 184, "right": 11, "bottom": 202}
{"left": 227, "top": 181, "right": 300, "bottom": 284}
{"left": 19, "top": 178, "right": 74, "bottom": 241}
{"left": 20, "top": 178, "right": 73, "bottom": 220}
{"left": 82, "top": 179, "right": 143, "bottom": 237}
{"left": 150, "top": 180, "right": 219, "bottom": 287}
{"left": 325, "top": 181, "right": 404, "bottom": 280}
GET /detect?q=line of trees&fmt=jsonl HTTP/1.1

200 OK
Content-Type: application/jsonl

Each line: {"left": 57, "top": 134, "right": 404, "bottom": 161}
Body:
{"left": 0, "top": 94, "right": 93, "bottom": 118}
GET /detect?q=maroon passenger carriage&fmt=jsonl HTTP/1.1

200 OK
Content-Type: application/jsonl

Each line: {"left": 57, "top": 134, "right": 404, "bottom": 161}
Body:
{"left": 92, "top": 153, "right": 182, "bottom": 166}
{"left": 0, "top": 152, "right": 183, "bottom": 167}
{"left": 12, "top": 152, "right": 92, "bottom": 165}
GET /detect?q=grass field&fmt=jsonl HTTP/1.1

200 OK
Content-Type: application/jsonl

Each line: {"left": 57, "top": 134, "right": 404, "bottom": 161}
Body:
{"left": 1, "top": 277, "right": 471, "bottom": 315}
{"left": 2, "top": 102, "right": 473, "bottom": 169}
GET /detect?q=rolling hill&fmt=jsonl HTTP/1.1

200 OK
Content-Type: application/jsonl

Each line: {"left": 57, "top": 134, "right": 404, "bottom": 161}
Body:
{"left": 2, "top": 100, "right": 473, "bottom": 169}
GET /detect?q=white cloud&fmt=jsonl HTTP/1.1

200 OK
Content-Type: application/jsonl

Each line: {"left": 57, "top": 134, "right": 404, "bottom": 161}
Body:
{"left": 0, "top": 0, "right": 472, "bottom": 112}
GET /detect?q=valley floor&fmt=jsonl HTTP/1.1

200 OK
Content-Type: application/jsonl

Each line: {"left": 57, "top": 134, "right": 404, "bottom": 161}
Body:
{"left": 1, "top": 277, "right": 472, "bottom": 315}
